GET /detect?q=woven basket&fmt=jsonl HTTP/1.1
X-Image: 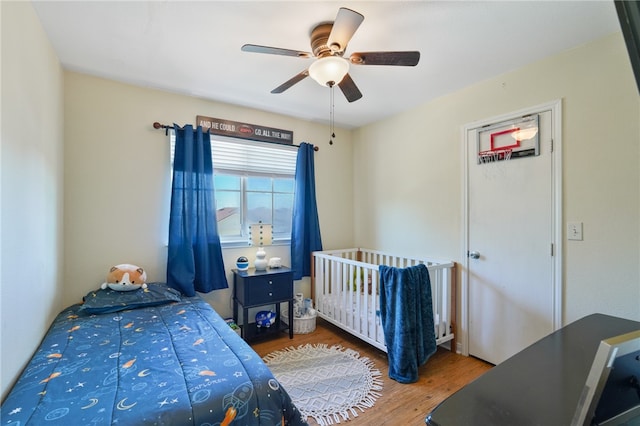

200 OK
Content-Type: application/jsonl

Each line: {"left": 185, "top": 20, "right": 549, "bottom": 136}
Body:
{"left": 284, "top": 311, "right": 317, "bottom": 334}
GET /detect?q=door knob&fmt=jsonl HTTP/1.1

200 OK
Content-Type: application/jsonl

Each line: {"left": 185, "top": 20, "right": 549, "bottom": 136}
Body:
{"left": 468, "top": 251, "right": 480, "bottom": 259}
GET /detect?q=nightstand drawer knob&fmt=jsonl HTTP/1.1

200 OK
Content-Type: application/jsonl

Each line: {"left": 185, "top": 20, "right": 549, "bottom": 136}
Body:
{"left": 268, "top": 280, "right": 273, "bottom": 285}
{"left": 268, "top": 292, "right": 273, "bottom": 297}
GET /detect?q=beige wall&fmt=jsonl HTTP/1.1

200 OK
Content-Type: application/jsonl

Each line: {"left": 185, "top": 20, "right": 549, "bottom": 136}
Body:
{"left": 3, "top": 0, "right": 639, "bottom": 404}
{"left": 352, "top": 33, "right": 640, "bottom": 326}
{"left": 63, "top": 72, "right": 354, "bottom": 316}
{"left": 1, "top": 2, "right": 65, "bottom": 399}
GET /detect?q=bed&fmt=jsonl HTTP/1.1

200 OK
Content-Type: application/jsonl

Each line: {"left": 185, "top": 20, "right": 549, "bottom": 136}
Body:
{"left": 311, "top": 248, "right": 456, "bottom": 353}
{"left": 0, "top": 283, "right": 307, "bottom": 426}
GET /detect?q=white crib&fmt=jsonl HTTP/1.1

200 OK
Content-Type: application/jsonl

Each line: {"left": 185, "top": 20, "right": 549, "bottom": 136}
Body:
{"left": 311, "top": 248, "right": 456, "bottom": 353}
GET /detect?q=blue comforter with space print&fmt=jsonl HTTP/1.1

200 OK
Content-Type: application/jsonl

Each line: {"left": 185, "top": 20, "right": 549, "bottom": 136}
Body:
{"left": 1, "top": 295, "right": 306, "bottom": 425}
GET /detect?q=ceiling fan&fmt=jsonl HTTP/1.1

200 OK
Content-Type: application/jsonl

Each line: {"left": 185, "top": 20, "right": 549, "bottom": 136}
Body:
{"left": 241, "top": 7, "right": 420, "bottom": 103}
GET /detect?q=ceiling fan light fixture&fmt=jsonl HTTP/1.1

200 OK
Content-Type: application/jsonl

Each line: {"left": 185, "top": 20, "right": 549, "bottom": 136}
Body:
{"left": 308, "top": 56, "right": 349, "bottom": 87}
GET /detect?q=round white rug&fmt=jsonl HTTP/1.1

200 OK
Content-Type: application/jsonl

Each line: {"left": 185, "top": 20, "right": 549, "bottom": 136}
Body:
{"left": 263, "top": 344, "right": 383, "bottom": 425}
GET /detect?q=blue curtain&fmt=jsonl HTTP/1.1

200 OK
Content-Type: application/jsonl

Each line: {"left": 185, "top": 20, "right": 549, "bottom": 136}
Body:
{"left": 291, "top": 142, "right": 322, "bottom": 280}
{"left": 167, "top": 124, "right": 228, "bottom": 296}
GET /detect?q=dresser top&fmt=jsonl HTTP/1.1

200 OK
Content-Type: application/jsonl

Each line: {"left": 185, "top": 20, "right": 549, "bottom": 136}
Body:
{"left": 233, "top": 267, "right": 291, "bottom": 277}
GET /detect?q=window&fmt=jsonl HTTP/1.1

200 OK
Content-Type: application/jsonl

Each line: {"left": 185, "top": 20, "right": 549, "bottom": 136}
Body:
{"left": 170, "top": 132, "right": 297, "bottom": 246}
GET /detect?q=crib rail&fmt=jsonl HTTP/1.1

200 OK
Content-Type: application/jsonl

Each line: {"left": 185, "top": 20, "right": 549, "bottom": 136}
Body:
{"left": 311, "top": 248, "right": 456, "bottom": 353}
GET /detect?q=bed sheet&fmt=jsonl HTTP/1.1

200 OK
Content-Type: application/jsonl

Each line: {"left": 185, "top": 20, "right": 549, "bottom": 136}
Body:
{"left": 1, "top": 294, "right": 307, "bottom": 425}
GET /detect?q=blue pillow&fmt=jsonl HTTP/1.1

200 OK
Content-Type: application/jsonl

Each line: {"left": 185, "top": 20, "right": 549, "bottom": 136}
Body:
{"left": 80, "top": 282, "right": 182, "bottom": 314}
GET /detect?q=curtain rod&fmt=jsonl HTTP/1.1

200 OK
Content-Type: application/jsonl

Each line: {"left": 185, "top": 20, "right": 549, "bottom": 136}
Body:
{"left": 153, "top": 122, "right": 319, "bottom": 151}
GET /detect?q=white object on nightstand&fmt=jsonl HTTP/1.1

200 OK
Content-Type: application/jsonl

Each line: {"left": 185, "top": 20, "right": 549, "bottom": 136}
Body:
{"left": 268, "top": 257, "right": 281, "bottom": 268}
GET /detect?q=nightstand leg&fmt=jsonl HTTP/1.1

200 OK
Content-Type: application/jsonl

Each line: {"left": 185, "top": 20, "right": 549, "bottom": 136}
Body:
{"left": 233, "top": 299, "right": 238, "bottom": 325}
{"left": 288, "top": 300, "right": 294, "bottom": 339}
{"left": 242, "top": 307, "right": 249, "bottom": 339}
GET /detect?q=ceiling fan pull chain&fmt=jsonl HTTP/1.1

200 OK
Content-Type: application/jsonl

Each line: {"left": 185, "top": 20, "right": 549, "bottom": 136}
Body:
{"left": 329, "top": 84, "right": 335, "bottom": 145}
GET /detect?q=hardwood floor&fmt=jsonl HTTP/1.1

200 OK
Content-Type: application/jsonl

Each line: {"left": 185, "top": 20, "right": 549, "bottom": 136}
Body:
{"left": 250, "top": 318, "right": 493, "bottom": 426}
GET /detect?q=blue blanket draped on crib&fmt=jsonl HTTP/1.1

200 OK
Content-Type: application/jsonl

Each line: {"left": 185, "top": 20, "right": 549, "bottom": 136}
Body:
{"left": 379, "top": 263, "right": 437, "bottom": 383}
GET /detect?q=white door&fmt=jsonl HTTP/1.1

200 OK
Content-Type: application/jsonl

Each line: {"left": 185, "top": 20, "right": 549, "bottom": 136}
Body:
{"left": 465, "top": 104, "right": 560, "bottom": 365}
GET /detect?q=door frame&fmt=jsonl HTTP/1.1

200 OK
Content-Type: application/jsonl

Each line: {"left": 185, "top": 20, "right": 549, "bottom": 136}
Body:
{"left": 459, "top": 99, "right": 563, "bottom": 356}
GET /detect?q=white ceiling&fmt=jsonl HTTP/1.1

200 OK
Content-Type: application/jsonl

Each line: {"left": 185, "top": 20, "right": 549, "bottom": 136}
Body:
{"left": 31, "top": 1, "right": 621, "bottom": 129}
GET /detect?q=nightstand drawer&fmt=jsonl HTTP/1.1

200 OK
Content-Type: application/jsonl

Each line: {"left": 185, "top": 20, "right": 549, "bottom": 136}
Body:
{"left": 243, "top": 275, "right": 292, "bottom": 305}
{"left": 234, "top": 268, "right": 293, "bottom": 307}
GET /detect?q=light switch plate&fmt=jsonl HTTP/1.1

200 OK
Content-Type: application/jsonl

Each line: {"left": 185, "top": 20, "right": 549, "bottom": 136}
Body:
{"left": 567, "top": 222, "right": 583, "bottom": 241}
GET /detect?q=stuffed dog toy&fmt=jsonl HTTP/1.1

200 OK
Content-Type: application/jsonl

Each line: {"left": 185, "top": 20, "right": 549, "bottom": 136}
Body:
{"left": 101, "top": 264, "right": 148, "bottom": 292}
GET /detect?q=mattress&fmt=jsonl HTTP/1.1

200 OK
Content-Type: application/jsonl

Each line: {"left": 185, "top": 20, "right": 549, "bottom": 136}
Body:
{"left": 1, "top": 283, "right": 307, "bottom": 425}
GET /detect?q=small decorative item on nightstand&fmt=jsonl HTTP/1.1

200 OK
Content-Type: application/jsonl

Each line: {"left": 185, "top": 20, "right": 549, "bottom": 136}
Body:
{"left": 236, "top": 256, "right": 249, "bottom": 271}
{"left": 268, "top": 257, "right": 282, "bottom": 268}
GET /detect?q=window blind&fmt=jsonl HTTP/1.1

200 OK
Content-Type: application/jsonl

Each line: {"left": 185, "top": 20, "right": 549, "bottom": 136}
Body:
{"left": 212, "top": 138, "right": 297, "bottom": 176}
{"left": 170, "top": 131, "right": 297, "bottom": 176}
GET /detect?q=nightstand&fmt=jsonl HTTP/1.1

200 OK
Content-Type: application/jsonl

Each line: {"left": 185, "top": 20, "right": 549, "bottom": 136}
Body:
{"left": 233, "top": 267, "right": 294, "bottom": 342}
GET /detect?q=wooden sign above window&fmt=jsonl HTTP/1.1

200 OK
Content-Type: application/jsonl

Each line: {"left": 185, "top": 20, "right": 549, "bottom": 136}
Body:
{"left": 196, "top": 115, "right": 293, "bottom": 145}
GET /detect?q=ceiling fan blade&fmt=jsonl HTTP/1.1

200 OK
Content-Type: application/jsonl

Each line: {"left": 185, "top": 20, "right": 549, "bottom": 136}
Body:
{"left": 327, "top": 8, "right": 364, "bottom": 53}
{"left": 241, "top": 44, "right": 312, "bottom": 58}
{"left": 338, "top": 73, "right": 363, "bottom": 103}
{"left": 350, "top": 51, "right": 420, "bottom": 66}
{"left": 271, "top": 70, "right": 310, "bottom": 94}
